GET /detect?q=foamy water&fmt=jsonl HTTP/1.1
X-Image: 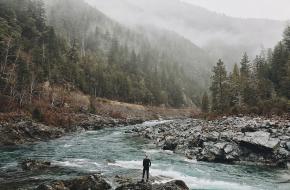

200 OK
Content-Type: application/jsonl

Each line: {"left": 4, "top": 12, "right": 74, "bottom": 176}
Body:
{"left": 0, "top": 120, "right": 288, "bottom": 190}
{"left": 108, "top": 160, "right": 259, "bottom": 190}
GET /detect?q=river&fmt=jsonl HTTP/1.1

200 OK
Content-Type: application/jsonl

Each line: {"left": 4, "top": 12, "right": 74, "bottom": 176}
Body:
{"left": 0, "top": 120, "right": 289, "bottom": 190}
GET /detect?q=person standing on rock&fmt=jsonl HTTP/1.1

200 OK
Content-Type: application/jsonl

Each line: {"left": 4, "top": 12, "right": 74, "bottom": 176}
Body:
{"left": 142, "top": 155, "right": 151, "bottom": 182}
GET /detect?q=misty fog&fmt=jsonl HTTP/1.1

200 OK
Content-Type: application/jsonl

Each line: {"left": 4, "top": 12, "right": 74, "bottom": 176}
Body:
{"left": 86, "top": 0, "right": 286, "bottom": 67}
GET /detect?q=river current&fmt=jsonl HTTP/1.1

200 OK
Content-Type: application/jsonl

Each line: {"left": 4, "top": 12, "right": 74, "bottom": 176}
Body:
{"left": 0, "top": 120, "right": 289, "bottom": 190}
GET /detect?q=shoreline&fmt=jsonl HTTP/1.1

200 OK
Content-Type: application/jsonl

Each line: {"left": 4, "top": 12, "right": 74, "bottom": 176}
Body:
{"left": 130, "top": 116, "right": 290, "bottom": 168}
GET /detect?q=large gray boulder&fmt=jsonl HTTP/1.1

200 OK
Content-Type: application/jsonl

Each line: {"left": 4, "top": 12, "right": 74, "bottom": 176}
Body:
{"left": 197, "top": 142, "right": 240, "bottom": 163}
{"left": 234, "top": 131, "right": 280, "bottom": 151}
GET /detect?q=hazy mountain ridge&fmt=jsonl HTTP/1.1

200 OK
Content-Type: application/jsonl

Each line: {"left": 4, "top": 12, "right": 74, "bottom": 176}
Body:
{"left": 86, "top": 0, "right": 286, "bottom": 66}
{"left": 45, "top": 0, "right": 213, "bottom": 87}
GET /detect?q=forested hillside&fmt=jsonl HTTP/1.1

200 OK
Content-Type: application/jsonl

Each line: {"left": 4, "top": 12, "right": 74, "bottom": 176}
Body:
{"left": 0, "top": 0, "right": 64, "bottom": 106}
{"left": 207, "top": 26, "right": 290, "bottom": 115}
{"left": 45, "top": 0, "right": 212, "bottom": 95}
{"left": 86, "top": 0, "right": 285, "bottom": 68}
{"left": 0, "top": 0, "right": 207, "bottom": 109}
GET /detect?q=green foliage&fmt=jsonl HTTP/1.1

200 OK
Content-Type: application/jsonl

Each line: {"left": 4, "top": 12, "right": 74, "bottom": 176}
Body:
{"left": 210, "top": 59, "right": 229, "bottom": 113}
{"left": 0, "top": 0, "right": 197, "bottom": 108}
{"left": 209, "top": 25, "right": 290, "bottom": 115}
{"left": 283, "top": 25, "right": 290, "bottom": 51}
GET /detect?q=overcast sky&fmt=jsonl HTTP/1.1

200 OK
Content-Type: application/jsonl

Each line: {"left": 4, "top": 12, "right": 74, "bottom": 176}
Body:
{"left": 182, "top": 0, "right": 290, "bottom": 20}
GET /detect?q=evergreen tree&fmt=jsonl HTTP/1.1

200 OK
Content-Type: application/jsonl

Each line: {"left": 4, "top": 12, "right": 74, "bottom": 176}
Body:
{"left": 210, "top": 59, "right": 229, "bottom": 113}
{"left": 229, "top": 63, "right": 241, "bottom": 107}
{"left": 281, "top": 58, "right": 290, "bottom": 99}
{"left": 201, "top": 92, "right": 209, "bottom": 113}
{"left": 240, "top": 52, "right": 251, "bottom": 79}
{"left": 270, "top": 42, "right": 289, "bottom": 96}
{"left": 253, "top": 55, "right": 273, "bottom": 100}
{"left": 283, "top": 25, "right": 290, "bottom": 51}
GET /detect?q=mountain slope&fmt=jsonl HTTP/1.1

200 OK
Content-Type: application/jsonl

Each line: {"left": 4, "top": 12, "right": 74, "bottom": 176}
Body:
{"left": 86, "top": 0, "right": 286, "bottom": 66}
{"left": 43, "top": 0, "right": 212, "bottom": 106}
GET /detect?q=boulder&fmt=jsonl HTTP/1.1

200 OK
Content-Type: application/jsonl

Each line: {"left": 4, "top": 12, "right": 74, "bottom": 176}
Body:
{"left": 197, "top": 142, "right": 240, "bottom": 163}
{"left": 21, "top": 159, "right": 51, "bottom": 171}
{"left": 234, "top": 131, "right": 280, "bottom": 151}
{"left": 286, "top": 142, "right": 290, "bottom": 151}
{"left": 163, "top": 137, "right": 178, "bottom": 151}
{"left": 116, "top": 180, "right": 189, "bottom": 190}
{"left": 202, "top": 131, "right": 220, "bottom": 142}
{"left": 115, "top": 181, "right": 153, "bottom": 190}
{"left": 36, "top": 174, "right": 111, "bottom": 190}
{"left": 241, "top": 125, "right": 257, "bottom": 133}
{"left": 197, "top": 142, "right": 224, "bottom": 162}
{"left": 154, "top": 180, "right": 189, "bottom": 190}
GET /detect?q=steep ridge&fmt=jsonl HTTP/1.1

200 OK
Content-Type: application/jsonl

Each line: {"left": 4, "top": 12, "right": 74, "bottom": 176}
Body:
{"left": 45, "top": 0, "right": 213, "bottom": 88}
{"left": 86, "top": 0, "right": 286, "bottom": 66}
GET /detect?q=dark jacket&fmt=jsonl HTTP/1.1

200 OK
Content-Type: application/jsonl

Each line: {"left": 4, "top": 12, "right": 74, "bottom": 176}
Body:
{"left": 143, "top": 158, "right": 151, "bottom": 169}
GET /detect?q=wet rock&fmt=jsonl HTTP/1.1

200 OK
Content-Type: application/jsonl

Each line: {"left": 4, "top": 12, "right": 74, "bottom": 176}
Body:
{"left": 130, "top": 117, "right": 289, "bottom": 167}
{"left": 241, "top": 125, "right": 257, "bottom": 133}
{"left": 36, "top": 174, "right": 111, "bottom": 190}
{"left": 156, "top": 180, "right": 189, "bottom": 190}
{"left": 286, "top": 142, "right": 290, "bottom": 151}
{"left": 21, "top": 159, "right": 51, "bottom": 171}
{"left": 115, "top": 180, "right": 189, "bottom": 190}
{"left": 116, "top": 181, "right": 153, "bottom": 190}
{"left": 163, "top": 137, "right": 178, "bottom": 151}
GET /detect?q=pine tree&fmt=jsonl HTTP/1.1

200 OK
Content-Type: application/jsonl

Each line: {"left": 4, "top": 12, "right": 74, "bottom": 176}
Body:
{"left": 281, "top": 58, "right": 290, "bottom": 99}
{"left": 270, "top": 42, "right": 289, "bottom": 96}
{"left": 239, "top": 52, "right": 255, "bottom": 106}
{"left": 201, "top": 92, "right": 209, "bottom": 113}
{"left": 228, "top": 63, "right": 241, "bottom": 108}
{"left": 108, "top": 38, "right": 119, "bottom": 65}
{"left": 253, "top": 55, "right": 273, "bottom": 100}
{"left": 283, "top": 25, "right": 290, "bottom": 51}
{"left": 240, "top": 52, "right": 251, "bottom": 79}
{"left": 210, "top": 59, "right": 229, "bottom": 113}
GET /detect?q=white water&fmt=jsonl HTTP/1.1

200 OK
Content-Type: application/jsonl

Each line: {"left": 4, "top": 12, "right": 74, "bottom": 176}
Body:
{"left": 0, "top": 120, "right": 289, "bottom": 189}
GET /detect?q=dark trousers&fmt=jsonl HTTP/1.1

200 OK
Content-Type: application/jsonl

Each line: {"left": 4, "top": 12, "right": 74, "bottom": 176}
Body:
{"left": 142, "top": 167, "right": 149, "bottom": 180}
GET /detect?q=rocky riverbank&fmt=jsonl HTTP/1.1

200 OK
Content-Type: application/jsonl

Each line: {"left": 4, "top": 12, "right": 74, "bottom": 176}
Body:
{"left": 130, "top": 116, "right": 290, "bottom": 168}
{"left": 36, "top": 176, "right": 188, "bottom": 190}
{"left": 19, "top": 159, "right": 189, "bottom": 190}
{"left": 0, "top": 114, "right": 143, "bottom": 146}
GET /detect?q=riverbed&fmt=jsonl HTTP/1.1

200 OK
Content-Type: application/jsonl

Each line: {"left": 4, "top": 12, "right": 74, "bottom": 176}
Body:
{"left": 0, "top": 120, "right": 289, "bottom": 190}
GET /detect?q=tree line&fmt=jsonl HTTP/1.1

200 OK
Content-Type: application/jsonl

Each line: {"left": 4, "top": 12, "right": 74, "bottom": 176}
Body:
{"left": 205, "top": 26, "right": 290, "bottom": 115}
{"left": 0, "top": 0, "right": 199, "bottom": 109}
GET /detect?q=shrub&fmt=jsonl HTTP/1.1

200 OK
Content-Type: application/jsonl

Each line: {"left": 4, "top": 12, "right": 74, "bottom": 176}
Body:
{"left": 230, "top": 105, "right": 241, "bottom": 115}
{"left": 109, "top": 111, "right": 125, "bottom": 119}
{"left": 32, "top": 108, "right": 43, "bottom": 122}
{"left": 249, "top": 106, "right": 260, "bottom": 115}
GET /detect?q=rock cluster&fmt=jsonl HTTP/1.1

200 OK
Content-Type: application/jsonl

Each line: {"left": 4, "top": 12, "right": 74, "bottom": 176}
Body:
{"left": 78, "top": 114, "right": 144, "bottom": 130}
{"left": 0, "top": 115, "right": 144, "bottom": 146}
{"left": 131, "top": 117, "right": 290, "bottom": 167}
{"left": 115, "top": 180, "right": 189, "bottom": 190}
{"left": 0, "top": 121, "right": 64, "bottom": 146}
{"left": 36, "top": 174, "right": 112, "bottom": 190}
{"left": 34, "top": 171, "right": 188, "bottom": 190}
